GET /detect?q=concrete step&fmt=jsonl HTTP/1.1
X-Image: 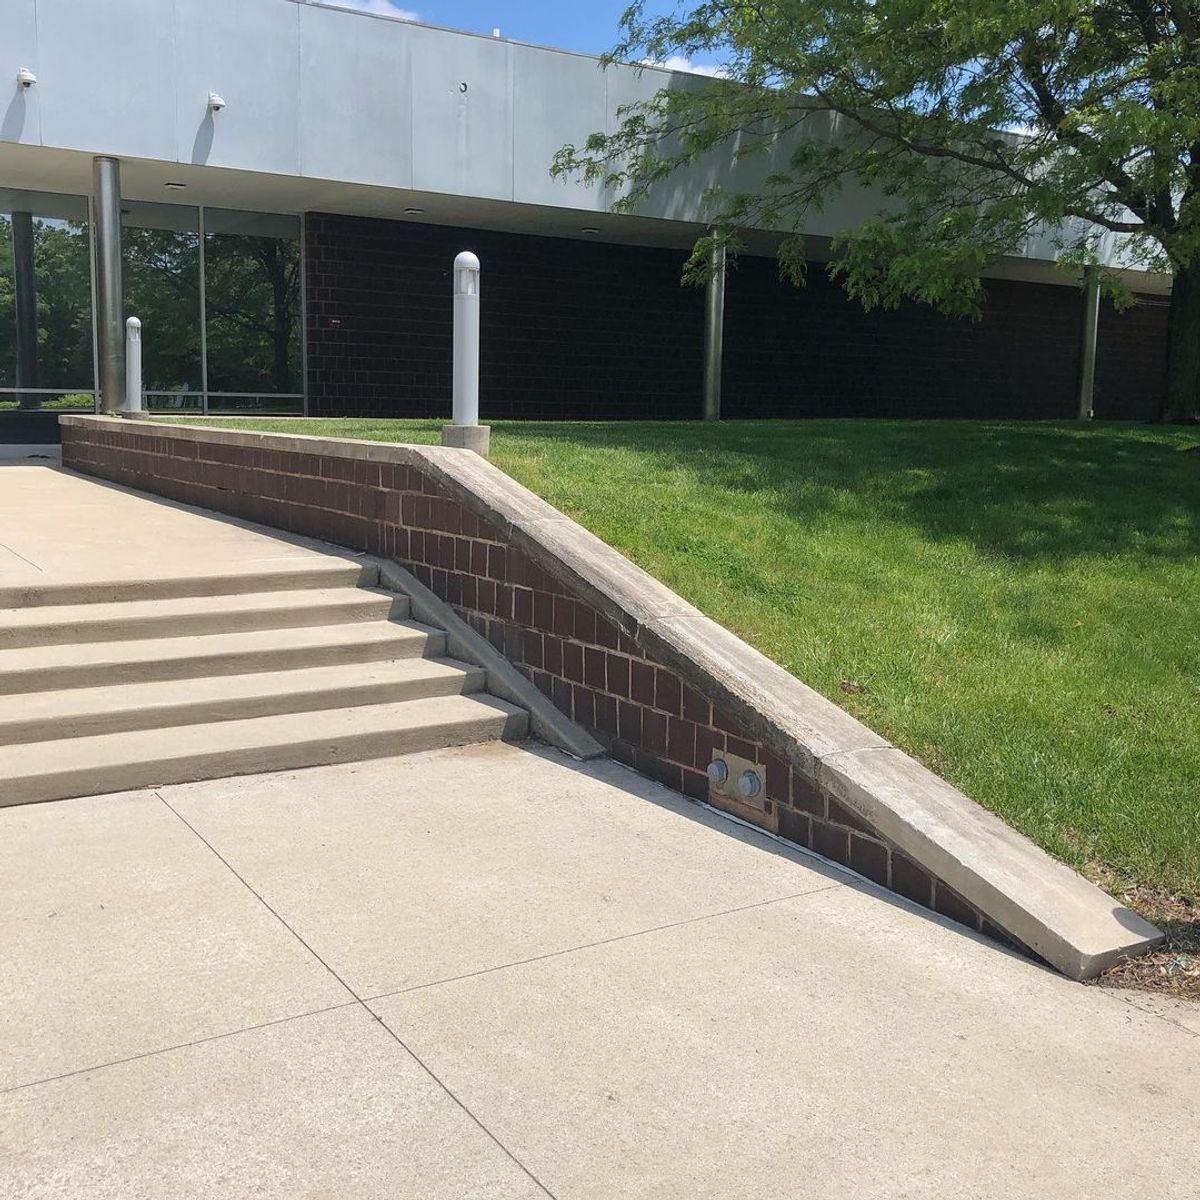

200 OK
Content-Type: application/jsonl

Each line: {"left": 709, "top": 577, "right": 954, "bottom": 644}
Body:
{"left": 0, "top": 558, "right": 377, "bottom": 610}
{"left": 0, "top": 693, "right": 530, "bottom": 806}
{"left": 0, "top": 587, "right": 409, "bottom": 649}
{"left": 0, "top": 657, "right": 486, "bottom": 745}
{"left": 0, "top": 619, "right": 446, "bottom": 696}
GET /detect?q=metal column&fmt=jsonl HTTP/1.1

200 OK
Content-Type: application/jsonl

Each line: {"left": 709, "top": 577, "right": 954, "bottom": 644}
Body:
{"left": 93, "top": 156, "right": 125, "bottom": 415}
{"left": 12, "top": 210, "right": 39, "bottom": 410}
{"left": 1077, "top": 266, "right": 1100, "bottom": 421}
{"left": 702, "top": 240, "right": 726, "bottom": 421}
{"left": 198, "top": 205, "right": 209, "bottom": 415}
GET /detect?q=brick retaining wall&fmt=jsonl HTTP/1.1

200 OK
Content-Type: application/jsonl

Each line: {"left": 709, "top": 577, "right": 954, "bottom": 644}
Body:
{"left": 61, "top": 417, "right": 1004, "bottom": 944}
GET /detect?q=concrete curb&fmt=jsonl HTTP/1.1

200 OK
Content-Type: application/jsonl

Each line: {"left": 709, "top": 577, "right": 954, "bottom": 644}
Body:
{"left": 60, "top": 416, "right": 1165, "bottom": 979}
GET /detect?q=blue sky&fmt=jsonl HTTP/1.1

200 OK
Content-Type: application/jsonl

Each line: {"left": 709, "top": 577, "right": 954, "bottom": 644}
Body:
{"left": 323, "top": 1, "right": 717, "bottom": 69}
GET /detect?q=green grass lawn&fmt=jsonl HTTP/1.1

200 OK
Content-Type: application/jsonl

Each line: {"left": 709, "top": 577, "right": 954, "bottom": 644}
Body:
{"left": 167, "top": 416, "right": 1200, "bottom": 900}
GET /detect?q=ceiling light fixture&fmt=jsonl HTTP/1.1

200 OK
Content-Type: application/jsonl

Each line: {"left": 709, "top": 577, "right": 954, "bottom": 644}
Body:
{"left": 403, "top": 207, "right": 425, "bottom": 215}
{"left": 581, "top": 226, "right": 600, "bottom": 234}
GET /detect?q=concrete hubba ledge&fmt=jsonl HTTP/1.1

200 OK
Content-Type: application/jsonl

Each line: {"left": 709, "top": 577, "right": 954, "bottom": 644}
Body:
{"left": 59, "top": 416, "right": 1165, "bottom": 979}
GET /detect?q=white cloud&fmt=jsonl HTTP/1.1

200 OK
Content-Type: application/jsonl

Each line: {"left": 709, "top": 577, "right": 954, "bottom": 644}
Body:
{"left": 641, "top": 55, "right": 730, "bottom": 78}
{"left": 323, "top": 0, "right": 419, "bottom": 19}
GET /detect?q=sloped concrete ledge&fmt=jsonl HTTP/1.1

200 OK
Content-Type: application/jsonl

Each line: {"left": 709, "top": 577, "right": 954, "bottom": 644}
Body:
{"left": 60, "top": 416, "right": 1164, "bottom": 979}
{"left": 815, "top": 748, "right": 1163, "bottom": 978}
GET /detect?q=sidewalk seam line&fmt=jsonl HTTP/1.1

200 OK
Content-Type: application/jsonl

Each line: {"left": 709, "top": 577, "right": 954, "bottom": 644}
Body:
{"left": 1108, "top": 989, "right": 1200, "bottom": 1039}
{"left": 0, "top": 1001, "right": 359, "bottom": 1095}
{"left": 155, "top": 790, "right": 561, "bottom": 1200}
{"left": 0, "top": 538, "right": 44, "bottom": 571}
{"left": 363, "top": 882, "right": 845, "bottom": 1004}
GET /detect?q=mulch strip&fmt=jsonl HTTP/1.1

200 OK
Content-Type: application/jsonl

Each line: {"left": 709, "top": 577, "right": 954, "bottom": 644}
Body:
{"left": 1085, "top": 865, "right": 1200, "bottom": 1001}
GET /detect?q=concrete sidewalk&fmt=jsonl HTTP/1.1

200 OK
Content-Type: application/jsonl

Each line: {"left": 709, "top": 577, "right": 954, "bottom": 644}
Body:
{"left": 0, "top": 462, "right": 354, "bottom": 586}
{"left": 2, "top": 744, "right": 1196, "bottom": 1199}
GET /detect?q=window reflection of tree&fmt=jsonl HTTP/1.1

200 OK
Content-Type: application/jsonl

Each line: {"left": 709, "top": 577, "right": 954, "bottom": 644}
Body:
{"left": 205, "top": 233, "right": 301, "bottom": 396}
{"left": 2, "top": 202, "right": 302, "bottom": 410}
{"left": 123, "top": 226, "right": 201, "bottom": 394}
{"left": 121, "top": 223, "right": 301, "bottom": 398}
{"left": 0, "top": 214, "right": 94, "bottom": 407}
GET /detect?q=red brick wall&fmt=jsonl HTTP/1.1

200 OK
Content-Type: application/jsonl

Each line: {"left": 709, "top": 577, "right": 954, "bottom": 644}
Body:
{"left": 63, "top": 421, "right": 1011, "bottom": 946}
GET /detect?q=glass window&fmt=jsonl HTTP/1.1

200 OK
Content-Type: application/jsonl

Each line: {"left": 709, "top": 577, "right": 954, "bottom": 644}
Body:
{"left": 204, "top": 209, "right": 302, "bottom": 410}
{"left": 2, "top": 195, "right": 306, "bottom": 416}
{"left": 0, "top": 189, "right": 94, "bottom": 412}
{"left": 122, "top": 201, "right": 202, "bottom": 411}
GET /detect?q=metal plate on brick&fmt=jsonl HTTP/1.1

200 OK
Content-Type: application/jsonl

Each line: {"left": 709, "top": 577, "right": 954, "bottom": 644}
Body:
{"left": 708, "top": 748, "right": 775, "bottom": 822}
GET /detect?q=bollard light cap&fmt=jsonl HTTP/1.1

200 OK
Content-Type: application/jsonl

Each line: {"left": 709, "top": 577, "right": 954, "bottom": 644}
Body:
{"left": 454, "top": 251, "right": 481, "bottom": 296}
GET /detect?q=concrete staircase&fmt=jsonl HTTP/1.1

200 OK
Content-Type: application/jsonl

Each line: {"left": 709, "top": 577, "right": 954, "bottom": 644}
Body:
{"left": 0, "top": 559, "right": 528, "bottom": 806}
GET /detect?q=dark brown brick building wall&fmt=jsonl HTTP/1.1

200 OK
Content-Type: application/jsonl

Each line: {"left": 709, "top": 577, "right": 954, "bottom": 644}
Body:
{"left": 1094, "top": 293, "right": 1170, "bottom": 421}
{"left": 305, "top": 213, "right": 705, "bottom": 420}
{"left": 724, "top": 263, "right": 1079, "bottom": 420}
{"left": 304, "top": 211, "right": 1170, "bottom": 422}
{"left": 63, "top": 420, "right": 1023, "bottom": 955}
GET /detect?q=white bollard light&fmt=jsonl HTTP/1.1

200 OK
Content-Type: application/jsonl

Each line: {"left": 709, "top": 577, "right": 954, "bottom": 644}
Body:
{"left": 123, "top": 316, "right": 143, "bottom": 417}
{"left": 452, "top": 251, "right": 480, "bottom": 426}
{"left": 442, "top": 251, "right": 490, "bottom": 456}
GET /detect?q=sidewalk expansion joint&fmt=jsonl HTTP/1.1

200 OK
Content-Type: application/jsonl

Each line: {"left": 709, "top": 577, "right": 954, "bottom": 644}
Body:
{"left": 362, "top": 882, "right": 845, "bottom": 1005}
{"left": 155, "top": 790, "right": 562, "bottom": 1200}
{"left": 1, "top": 1001, "right": 360, "bottom": 1096}
{"left": 0, "top": 538, "right": 43, "bottom": 571}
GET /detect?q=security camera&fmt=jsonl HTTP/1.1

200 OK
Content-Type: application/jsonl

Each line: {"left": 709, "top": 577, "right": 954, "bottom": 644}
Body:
{"left": 16, "top": 67, "right": 37, "bottom": 89}
{"left": 207, "top": 92, "right": 226, "bottom": 112}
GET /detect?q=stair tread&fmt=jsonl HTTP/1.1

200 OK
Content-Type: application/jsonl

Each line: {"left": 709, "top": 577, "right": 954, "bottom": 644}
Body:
{"left": 0, "top": 558, "right": 373, "bottom": 608}
{"left": 0, "top": 657, "right": 485, "bottom": 726}
{"left": 0, "top": 693, "right": 526, "bottom": 780}
{"left": 0, "top": 586, "right": 401, "bottom": 633}
{"left": 0, "top": 617, "right": 441, "bottom": 673}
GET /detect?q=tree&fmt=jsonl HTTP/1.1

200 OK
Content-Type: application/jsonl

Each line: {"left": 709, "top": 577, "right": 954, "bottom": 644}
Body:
{"left": 553, "top": 0, "right": 1200, "bottom": 421}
